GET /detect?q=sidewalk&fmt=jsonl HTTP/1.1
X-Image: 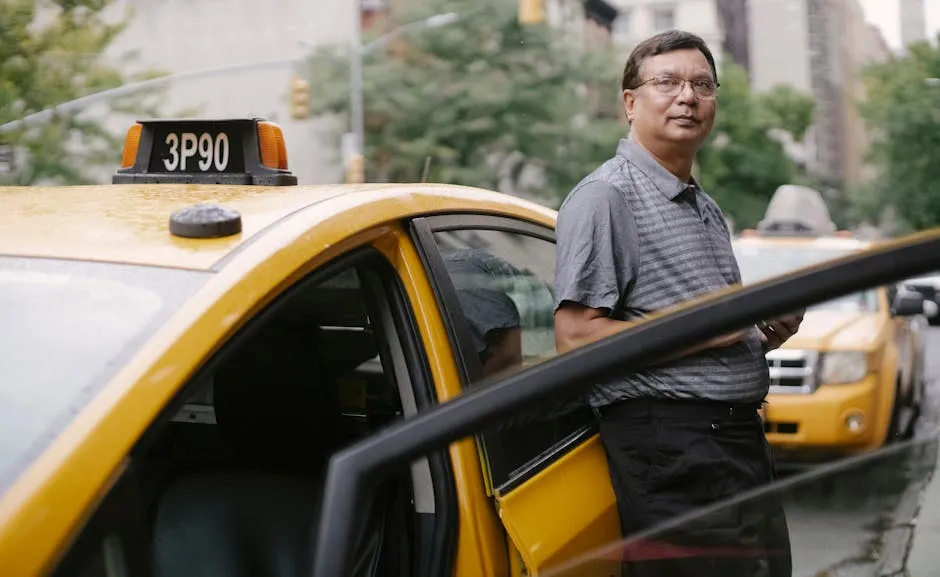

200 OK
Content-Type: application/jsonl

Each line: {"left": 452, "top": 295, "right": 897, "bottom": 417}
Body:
{"left": 883, "top": 438, "right": 940, "bottom": 576}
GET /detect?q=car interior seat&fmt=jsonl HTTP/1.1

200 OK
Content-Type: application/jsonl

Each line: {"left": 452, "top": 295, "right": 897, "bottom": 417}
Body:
{"left": 150, "top": 318, "right": 403, "bottom": 577}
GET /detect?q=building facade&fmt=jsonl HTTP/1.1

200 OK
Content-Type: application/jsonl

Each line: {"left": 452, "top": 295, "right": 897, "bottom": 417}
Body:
{"left": 748, "top": 0, "right": 888, "bottom": 186}
{"left": 96, "top": 0, "right": 358, "bottom": 185}
{"left": 715, "top": 0, "right": 751, "bottom": 72}
{"left": 607, "top": 0, "right": 726, "bottom": 66}
{"left": 900, "top": 0, "right": 927, "bottom": 48}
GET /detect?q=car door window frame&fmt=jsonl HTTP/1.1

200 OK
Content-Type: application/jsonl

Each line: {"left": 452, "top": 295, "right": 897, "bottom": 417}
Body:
{"left": 410, "top": 214, "right": 596, "bottom": 495}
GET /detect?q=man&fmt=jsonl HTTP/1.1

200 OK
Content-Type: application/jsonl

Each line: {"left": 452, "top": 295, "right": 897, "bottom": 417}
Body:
{"left": 553, "top": 30, "right": 803, "bottom": 577}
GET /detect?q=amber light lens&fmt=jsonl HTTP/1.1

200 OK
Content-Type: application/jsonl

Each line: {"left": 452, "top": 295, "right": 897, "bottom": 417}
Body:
{"left": 257, "top": 121, "right": 288, "bottom": 170}
{"left": 121, "top": 123, "right": 142, "bottom": 168}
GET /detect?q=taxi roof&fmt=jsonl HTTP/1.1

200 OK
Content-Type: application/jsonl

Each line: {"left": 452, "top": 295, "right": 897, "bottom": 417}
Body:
{"left": 0, "top": 182, "right": 555, "bottom": 271}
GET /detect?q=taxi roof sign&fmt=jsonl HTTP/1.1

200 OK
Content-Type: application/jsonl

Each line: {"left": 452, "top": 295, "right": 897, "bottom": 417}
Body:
{"left": 756, "top": 184, "right": 835, "bottom": 237}
{"left": 113, "top": 118, "right": 298, "bottom": 186}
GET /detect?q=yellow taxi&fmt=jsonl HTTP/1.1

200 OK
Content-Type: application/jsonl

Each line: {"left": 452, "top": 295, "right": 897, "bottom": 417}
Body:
{"left": 0, "top": 117, "right": 622, "bottom": 577}
{"left": 2, "top": 119, "right": 939, "bottom": 577}
{"left": 733, "top": 185, "right": 929, "bottom": 461}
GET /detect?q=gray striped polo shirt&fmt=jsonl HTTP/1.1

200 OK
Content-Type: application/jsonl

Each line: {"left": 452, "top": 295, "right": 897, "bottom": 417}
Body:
{"left": 554, "top": 137, "right": 769, "bottom": 407}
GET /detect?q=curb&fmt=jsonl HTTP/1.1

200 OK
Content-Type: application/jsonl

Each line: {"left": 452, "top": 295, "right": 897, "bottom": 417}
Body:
{"left": 877, "top": 479, "right": 926, "bottom": 576}
{"left": 876, "top": 439, "right": 940, "bottom": 577}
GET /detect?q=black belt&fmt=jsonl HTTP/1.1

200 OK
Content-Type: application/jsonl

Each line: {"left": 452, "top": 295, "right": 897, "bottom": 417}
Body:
{"left": 596, "top": 397, "right": 763, "bottom": 421}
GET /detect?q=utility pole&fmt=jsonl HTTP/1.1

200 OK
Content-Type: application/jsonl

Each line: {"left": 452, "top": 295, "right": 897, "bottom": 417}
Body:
{"left": 347, "top": 1, "right": 366, "bottom": 184}
{"left": 344, "top": 10, "right": 461, "bottom": 184}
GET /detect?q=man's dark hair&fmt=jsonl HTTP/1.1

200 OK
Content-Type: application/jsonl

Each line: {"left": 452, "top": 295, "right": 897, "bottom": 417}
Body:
{"left": 621, "top": 30, "right": 718, "bottom": 92}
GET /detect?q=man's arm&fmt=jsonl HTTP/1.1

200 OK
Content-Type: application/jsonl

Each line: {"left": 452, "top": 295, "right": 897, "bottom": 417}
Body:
{"left": 552, "top": 181, "right": 747, "bottom": 361}
{"left": 555, "top": 302, "right": 748, "bottom": 360}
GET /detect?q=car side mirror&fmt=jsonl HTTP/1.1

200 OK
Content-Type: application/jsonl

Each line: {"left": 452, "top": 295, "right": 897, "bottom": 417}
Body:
{"left": 892, "top": 291, "right": 925, "bottom": 316}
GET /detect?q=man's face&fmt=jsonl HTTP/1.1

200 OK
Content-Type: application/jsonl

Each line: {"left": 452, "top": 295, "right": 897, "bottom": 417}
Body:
{"left": 623, "top": 48, "right": 717, "bottom": 149}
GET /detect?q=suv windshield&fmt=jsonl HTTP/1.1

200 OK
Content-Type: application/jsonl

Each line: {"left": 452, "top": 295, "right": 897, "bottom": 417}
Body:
{"left": 733, "top": 244, "right": 880, "bottom": 312}
{"left": 0, "top": 257, "right": 208, "bottom": 491}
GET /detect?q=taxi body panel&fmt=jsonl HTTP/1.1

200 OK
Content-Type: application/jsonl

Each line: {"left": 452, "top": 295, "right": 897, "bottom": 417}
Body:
{"left": 763, "top": 375, "right": 882, "bottom": 450}
{"left": 494, "top": 434, "right": 620, "bottom": 575}
{"left": 0, "top": 183, "right": 559, "bottom": 577}
{"left": 0, "top": 182, "right": 553, "bottom": 270}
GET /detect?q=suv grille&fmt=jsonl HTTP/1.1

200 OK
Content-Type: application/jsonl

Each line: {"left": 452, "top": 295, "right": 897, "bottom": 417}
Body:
{"left": 767, "top": 349, "right": 818, "bottom": 394}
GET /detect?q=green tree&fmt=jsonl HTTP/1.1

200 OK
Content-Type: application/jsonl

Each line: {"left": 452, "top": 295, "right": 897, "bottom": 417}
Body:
{"left": 758, "top": 83, "right": 816, "bottom": 142}
{"left": 695, "top": 60, "right": 807, "bottom": 228}
{"left": 0, "top": 0, "right": 165, "bottom": 185}
{"left": 304, "top": 0, "right": 623, "bottom": 203}
{"left": 858, "top": 35, "right": 940, "bottom": 230}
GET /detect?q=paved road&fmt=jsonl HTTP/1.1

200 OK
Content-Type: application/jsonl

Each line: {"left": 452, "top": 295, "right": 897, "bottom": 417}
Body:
{"left": 780, "top": 326, "right": 940, "bottom": 577}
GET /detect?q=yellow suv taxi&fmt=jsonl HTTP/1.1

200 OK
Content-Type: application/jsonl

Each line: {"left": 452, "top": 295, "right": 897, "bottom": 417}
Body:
{"left": 733, "top": 186, "right": 928, "bottom": 461}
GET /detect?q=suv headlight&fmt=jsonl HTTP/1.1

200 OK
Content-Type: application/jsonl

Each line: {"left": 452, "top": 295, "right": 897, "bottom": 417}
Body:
{"left": 819, "top": 351, "right": 868, "bottom": 385}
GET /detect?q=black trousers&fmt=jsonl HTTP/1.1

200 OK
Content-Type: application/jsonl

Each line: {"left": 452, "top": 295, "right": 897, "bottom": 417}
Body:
{"left": 597, "top": 398, "right": 792, "bottom": 577}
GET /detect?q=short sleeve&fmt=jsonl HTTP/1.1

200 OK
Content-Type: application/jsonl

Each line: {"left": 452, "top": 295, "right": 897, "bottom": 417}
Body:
{"left": 554, "top": 180, "right": 638, "bottom": 313}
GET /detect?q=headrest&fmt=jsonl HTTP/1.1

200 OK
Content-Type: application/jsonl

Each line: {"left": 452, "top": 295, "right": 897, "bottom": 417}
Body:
{"left": 213, "top": 319, "right": 340, "bottom": 469}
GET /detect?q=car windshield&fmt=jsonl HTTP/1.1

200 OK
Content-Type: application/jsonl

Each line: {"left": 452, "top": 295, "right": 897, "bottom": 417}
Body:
{"left": 0, "top": 256, "right": 208, "bottom": 491}
{"left": 733, "top": 244, "right": 880, "bottom": 312}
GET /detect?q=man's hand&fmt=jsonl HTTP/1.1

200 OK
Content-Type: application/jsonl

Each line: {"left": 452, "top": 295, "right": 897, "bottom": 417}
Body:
{"left": 758, "top": 310, "right": 804, "bottom": 352}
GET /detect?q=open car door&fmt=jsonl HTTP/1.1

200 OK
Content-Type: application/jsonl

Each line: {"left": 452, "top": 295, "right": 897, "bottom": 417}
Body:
{"left": 311, "top": 229, "right": 940, "bottom": 577}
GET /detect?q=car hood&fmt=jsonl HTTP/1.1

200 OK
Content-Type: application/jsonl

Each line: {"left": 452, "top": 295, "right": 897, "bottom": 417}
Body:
{"left": 780, "top": 309, "right": 884, "bottom": 350}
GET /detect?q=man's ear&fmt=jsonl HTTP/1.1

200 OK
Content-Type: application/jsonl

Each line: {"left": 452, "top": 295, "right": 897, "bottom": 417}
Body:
{"left": 623, "top": 89, "right": 636, "bottom": 124}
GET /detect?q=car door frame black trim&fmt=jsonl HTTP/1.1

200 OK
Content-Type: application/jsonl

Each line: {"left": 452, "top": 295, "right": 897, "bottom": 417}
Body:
{"left": 494, "top": 423, "right": 597, "bottom": 495}
{"left": 310, "top": 230, "right": 940, "bottom": 577}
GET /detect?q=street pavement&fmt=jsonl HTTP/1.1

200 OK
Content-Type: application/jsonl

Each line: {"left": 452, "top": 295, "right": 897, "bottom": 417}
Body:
{"left": 778, "top": 326, "right": 940, "bottom": 577}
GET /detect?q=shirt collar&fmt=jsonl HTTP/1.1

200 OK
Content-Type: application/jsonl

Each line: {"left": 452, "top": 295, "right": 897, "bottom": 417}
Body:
{"left": 616, "top": 137, "right": 699, "bottom": 201}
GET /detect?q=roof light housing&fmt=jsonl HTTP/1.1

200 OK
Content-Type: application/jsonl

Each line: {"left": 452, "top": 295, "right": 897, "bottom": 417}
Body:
{"left": 113, "top": 117, "right": 297, "bottom": 186}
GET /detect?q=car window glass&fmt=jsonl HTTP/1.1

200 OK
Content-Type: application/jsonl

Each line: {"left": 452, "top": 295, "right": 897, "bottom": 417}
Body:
{"left": 430, "top": 227, "right": 594, "bottom": 491}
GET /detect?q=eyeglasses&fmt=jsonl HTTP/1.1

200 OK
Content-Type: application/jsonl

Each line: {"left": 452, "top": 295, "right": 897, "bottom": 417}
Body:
{"left": 633, "top": 75, "right": 720, "bottom": 100}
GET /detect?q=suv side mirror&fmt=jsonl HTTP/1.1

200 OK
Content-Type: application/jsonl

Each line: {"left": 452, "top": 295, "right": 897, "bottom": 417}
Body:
{"left": 892, "top": 290, "right": 925, "bottom": 316}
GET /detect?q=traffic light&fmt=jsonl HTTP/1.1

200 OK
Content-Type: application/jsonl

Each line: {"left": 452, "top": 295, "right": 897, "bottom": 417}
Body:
{"left": 519, "top": 0, "right": 545, "bottom": 25}
{"left": 289, "top": 74, "right": 310, "bottom": 120}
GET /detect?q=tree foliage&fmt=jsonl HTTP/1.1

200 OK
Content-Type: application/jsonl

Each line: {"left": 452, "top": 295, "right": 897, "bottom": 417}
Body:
{"left": 696, "top": 60, "right": 809, "bottom": 228}
{"left": 858, "top": 35, "right": 940, "bottom": 230}
{"left": 304, "top": 0, "right": 815, "bottom": 221}
{"left": 758, "top": 83, "right": 816, "bottom": 142}
{"left": 305, "top": 0, "right": 624, "bottom": 203}
{"left": 0, "top": 0, "right": 165, "bottom": 185}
